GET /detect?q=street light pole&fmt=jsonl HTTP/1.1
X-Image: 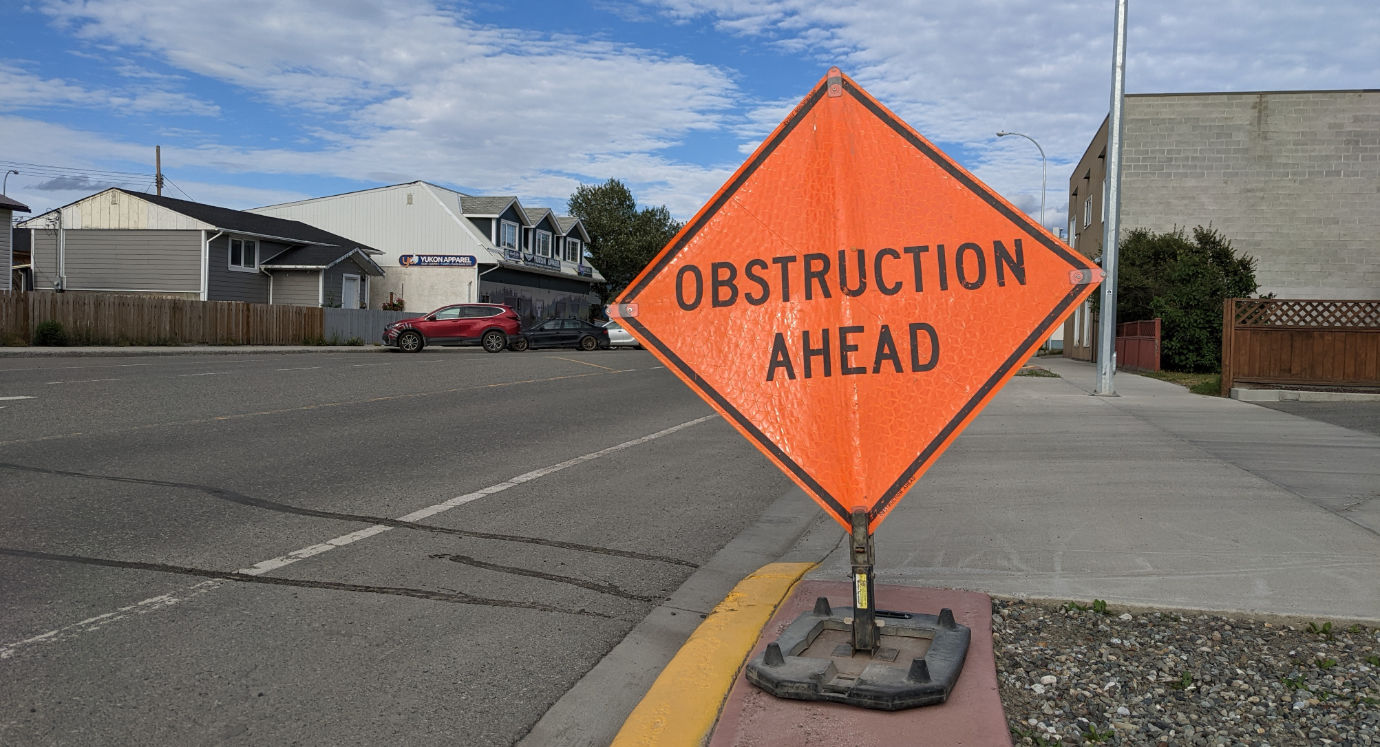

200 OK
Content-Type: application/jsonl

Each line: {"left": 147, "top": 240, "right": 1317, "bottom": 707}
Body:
{"left": 2, "top": 169, "right": 16, "bottom": 194}
{"left": 996, "top": 131, "right": 1046, "bottom": 229}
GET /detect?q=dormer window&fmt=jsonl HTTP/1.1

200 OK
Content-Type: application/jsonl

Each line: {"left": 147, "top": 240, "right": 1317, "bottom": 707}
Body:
{"left": 534, "top": 229, "right": 552, "bottom": 257}
{"left": 500, "top": 220, "right": 519, "bottom": 249}
{"left": 564, "top": 237, "right": 581, "bottom": 263}
{"left": 229, "top": 237, "right": 258, "bottom": 271}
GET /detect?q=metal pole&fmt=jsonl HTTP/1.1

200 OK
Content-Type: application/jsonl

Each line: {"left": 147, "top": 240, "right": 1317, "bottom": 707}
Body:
{"left": 996, "top": 131, "right": 1046, "bottom": 229}
{"left": 1094, "top": 0, "right": 1128, "bottom": 396}
{"left": 849, "top": 508, "right": 878, "bottom": 652}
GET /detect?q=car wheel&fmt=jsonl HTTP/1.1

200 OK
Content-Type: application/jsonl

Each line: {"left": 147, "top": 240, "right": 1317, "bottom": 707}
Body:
{"left": 510, "top": 337, "right": 529, "bottom": 352}
{"left": 481, "top": 330, "right": 507, "bottom": 353}
{"left": 398, "top": 330, "right": 424, "bottom": 353}
{"left": 578, "top": 335, "right": 597, "bottom": 351}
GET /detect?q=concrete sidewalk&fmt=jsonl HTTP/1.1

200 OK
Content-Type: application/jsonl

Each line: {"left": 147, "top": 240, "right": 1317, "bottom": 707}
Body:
{"left": 824, "top": 355, "right": 1380, "bottom": 621}
{"left": 608, "top": 357, "right": 1380, "bottom": 745}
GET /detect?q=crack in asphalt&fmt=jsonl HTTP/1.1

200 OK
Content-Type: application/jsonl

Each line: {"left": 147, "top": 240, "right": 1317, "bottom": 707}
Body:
{"left": 430, "top": 553, "right": 661, "bottom": 603}
{"left": 0, "top": 547, "right": 621, "bottom": 620}
{"left": 0, "top": 463, "right": 699, "bottom": 568}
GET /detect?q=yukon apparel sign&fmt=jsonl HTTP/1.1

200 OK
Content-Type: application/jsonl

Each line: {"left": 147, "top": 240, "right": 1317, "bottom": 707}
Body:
{"left": 612, "top": 69, "right": 1101, "bottom": 533}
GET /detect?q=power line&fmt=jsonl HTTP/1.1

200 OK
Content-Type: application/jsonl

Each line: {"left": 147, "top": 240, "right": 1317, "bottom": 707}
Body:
{"left": 162, "top": 177, "right": 194, "bottom": 202}
{"left": 0, "top": 158, "right": 154, "bottom": 181}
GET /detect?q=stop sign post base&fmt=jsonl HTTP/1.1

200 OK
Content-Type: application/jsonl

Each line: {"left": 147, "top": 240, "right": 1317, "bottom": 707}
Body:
{"left": 744, "top": 510, "right": 970, "bottom": 710}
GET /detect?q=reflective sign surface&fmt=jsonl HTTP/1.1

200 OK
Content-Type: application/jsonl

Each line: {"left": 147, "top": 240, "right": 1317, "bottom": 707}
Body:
{"left": 615, "top": 69, "right": 1101, "bottom": 532}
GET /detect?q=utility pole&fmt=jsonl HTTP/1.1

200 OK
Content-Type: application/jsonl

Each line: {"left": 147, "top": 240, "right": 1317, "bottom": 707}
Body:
{"left": 155, "top": 145, "right": 164, "bottom": 196}
{"left": 1094, "top": 0, "right": 1128, "bottom": 396}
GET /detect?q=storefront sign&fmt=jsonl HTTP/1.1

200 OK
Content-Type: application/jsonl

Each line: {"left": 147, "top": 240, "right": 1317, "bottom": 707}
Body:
{"left": 398, "top": 254, "right": 477, "bottom": 267}
{"left": 523, "top": 253, "right": 562, "bottom": 270}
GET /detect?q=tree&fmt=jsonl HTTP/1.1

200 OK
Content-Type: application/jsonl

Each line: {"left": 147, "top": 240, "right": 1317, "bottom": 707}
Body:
{"left": 1115, "top": 225, "right": 1263, "bottom": 372}
{"left": 567, "top": 179, "right": 682, "bottom": 304}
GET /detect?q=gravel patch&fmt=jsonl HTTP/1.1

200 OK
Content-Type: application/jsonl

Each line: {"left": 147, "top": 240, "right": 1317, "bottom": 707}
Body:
{"left": 993, "top": 598, "right": 1379, "bottom": 745}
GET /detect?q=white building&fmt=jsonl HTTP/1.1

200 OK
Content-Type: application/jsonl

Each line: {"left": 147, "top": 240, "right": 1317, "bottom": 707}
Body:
{"left": 251, "top": 181, "right": 603, "bottom": 322}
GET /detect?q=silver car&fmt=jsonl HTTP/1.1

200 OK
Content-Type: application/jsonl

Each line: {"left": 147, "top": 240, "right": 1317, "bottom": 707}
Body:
{"left": 602, "top": 320, "right": 641, "bottom": 348}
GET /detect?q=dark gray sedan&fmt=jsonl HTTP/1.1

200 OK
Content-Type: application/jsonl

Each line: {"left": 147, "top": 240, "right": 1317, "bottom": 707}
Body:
{"left": 510, "top": 318, "right": 610, "bottom": 351}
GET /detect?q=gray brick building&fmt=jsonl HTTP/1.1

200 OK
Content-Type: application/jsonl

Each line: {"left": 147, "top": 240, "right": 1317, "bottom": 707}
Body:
{"left": 1064, "top": 89, "right": 1380, "bottom": 360}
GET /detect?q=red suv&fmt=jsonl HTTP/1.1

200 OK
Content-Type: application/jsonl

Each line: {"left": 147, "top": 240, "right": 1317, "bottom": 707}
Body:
{"left": 383, "top": 303, "right": 521, "bottom": 353}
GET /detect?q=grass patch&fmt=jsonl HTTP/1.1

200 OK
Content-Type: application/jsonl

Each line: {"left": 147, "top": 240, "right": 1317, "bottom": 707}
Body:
{"left": 1016, "top": 366, "right": 1060, "bottom": 378}
{"left": 1136, "top": 369, "right": 1221, "bottom": 396}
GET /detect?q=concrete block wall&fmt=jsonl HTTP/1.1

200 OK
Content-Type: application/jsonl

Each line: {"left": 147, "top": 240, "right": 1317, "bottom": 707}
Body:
{"left": 1119, "top": 91, "right": 1380, "bottom": 300}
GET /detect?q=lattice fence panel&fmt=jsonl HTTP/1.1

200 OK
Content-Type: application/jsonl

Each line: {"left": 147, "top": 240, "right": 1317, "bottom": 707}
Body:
{"left": 1234, "top": 299, "right": 1380, "bottom": 329}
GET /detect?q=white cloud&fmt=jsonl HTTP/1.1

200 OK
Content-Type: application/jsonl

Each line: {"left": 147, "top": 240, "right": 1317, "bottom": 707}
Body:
{"left": 11, "top": 0, "right": 1377, "bottom": 231}
{"left": 23, "top": 0, "right": 743, "bottom": 216}
{"left": 635, "top": 0, "right": 1380, "bottom": 225}
{"left": 0, "top": 64, "right": 220, "bottom": 116}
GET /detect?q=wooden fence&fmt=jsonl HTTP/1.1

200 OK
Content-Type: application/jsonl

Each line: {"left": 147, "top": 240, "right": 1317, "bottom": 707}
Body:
{"left": 1114, "top": 319, "right": 1160, "bottom": 372}
{"left": 0, "top": 292, "right": 324, "bottom": 346}
{"left": 1221, "top": 298, "right": 1380, "bottom": 395}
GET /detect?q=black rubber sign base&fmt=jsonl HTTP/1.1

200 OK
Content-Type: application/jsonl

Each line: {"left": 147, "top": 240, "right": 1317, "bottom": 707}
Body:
{"left": 744, "top": 597, "right": 971, "bottom": 711}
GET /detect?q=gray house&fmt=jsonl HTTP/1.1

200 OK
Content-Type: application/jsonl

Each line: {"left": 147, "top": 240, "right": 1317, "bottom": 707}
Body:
{"left": 17, "top": 189, "right": 384, "bottom": 307}
{"left": 2, "top": 193, "right": 29, "bottom": 292}
{"left": 251, "top": 182, "right": 604, "bottom": 321}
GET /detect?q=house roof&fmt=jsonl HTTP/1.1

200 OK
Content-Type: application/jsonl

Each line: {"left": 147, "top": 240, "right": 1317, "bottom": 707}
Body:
{"left": 458, "top": 195, "right": 527, "bottom": 222}
{"left": 261, "top": 245, "right": 384, "bottom": 276}
{"left": 130, "top": 191, "right": 383, "bottom": 255}
{"left": 0, "top": 194, "right": 30, "bottom": 212}
{"left": 555, "top": 216, "right": 591, "bottom": 242}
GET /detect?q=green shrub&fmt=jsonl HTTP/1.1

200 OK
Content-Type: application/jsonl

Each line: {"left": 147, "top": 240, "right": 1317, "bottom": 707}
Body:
{"left": 33, "top": 320, "right": 69, "bottom": 346}
{"left": 1113, "top": 226, "right": 1264, "bottom": 373}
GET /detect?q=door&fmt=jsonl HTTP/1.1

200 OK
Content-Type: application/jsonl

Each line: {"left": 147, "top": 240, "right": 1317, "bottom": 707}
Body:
{"left": 526, "top": 319, "right": 564, "bottom": 348}
{"left": 342, "top": 274, "right": 361, "bottom": 309}
{"left": 420, "top": 305, "right": 467, "bottom": 342}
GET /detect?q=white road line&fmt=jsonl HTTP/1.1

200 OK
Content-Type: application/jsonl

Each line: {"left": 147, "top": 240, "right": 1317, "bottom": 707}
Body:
{"left": 0, "top": 414, "right": 719, "bottom": 658}
{"left": 237, "top": 414, "right": 716, "bottom": 574}
{"left": 0, "top": 582, "right": 221, "bottom": 660}
{"left": 0, "top": 396, "right": 35, "bottom": 401}
{"left": 350, "top": 363, "right": 391, "bottom": 368}
{"left": 177, "top": 372, "right": 229, "bottom": 377}
{"left": 277, "top": 366, "right": 322, "bottom": 371}
{"left": 43, "top": 378, "right": 119, "bottom": 385}
{"left": 0, "top": 363, "right": 150, "bottom": 373}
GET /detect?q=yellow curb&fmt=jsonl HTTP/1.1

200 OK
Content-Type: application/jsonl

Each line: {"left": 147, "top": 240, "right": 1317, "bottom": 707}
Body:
{"left": 610, "top": 561, "right": 816, "bottom": 747}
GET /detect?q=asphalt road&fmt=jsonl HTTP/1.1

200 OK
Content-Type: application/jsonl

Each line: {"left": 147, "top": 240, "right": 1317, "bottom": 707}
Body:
{"left": 0, "top": 348, "right": 796, "bottom": 744}
{"left": 1250, "top": 400, "right": 1380, "bottom": 438}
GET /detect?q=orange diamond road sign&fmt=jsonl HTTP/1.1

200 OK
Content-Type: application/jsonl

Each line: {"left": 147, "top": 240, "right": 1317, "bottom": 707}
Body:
{"left": 612, "top": 68, "right": 1102, "bottom": 533}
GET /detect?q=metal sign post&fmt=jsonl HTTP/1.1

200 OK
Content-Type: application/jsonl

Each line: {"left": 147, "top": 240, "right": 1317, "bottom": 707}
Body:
{"left": 849, "top": 508, "right": 878, "bottom": 652}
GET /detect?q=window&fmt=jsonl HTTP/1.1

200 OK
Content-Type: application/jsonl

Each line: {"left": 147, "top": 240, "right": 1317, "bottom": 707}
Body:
{"left": 229, "top": 237, "right": 257, "bottom": 271}
{"left": 463, "top": 305, "right": 498, "bottom": 318}
{"left": 1083, "top": 197, "right": 1092, "bottom": 228}
{"left": 564, "top": 238, "right": 581, "bottom": 263}
{"left": 434, "top": 306, "right": 463, "bottom": 320}
{"left": 534, "top": 230, "right": 552, "bottom": 257}
{"left": 500, "top": 220, "right": 519, "bottom": 249}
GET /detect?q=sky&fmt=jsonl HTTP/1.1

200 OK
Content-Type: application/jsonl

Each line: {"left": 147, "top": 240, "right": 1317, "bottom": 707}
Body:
{"left": 2, "top": 0, "right": 1377, "bottom": 234}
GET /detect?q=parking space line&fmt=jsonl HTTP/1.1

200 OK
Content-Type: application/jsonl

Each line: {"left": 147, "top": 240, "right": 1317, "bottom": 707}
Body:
{"left": 177, "top": 372, "right": 229, "bottom": 377}
{"left": 551, "top": 356, "right": 619, "bottom": 372}
{"left": 277, "top": 366, "right": 322, "bottom": 372}
{"left": 0, "top": 395, "right": 36, "bottom": 401}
